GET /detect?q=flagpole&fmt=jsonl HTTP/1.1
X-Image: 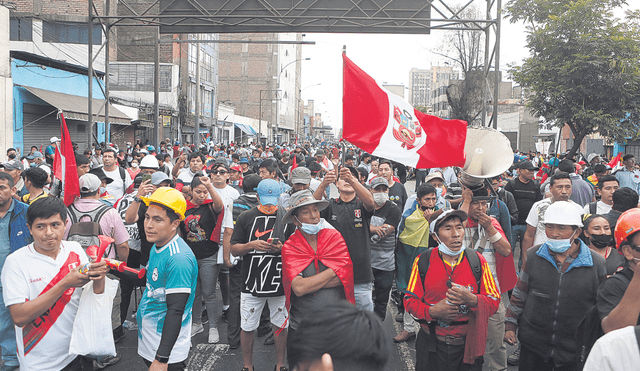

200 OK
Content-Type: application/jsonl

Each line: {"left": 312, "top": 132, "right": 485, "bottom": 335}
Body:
{"left": 341, "top": 45, "right": 346, "bottom": 146}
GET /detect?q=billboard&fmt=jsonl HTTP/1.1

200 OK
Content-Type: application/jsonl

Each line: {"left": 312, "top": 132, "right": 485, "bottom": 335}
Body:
{"left": 159, "top": 0, "right": 431, "bottom": 34}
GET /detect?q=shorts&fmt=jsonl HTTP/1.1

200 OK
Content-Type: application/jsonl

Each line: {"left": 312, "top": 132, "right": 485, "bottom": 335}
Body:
{"left": 240, "top": 293, "right": 288, "bottom": 332}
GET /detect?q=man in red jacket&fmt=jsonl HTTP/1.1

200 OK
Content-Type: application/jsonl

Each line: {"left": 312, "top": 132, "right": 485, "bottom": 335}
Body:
{"left": 460, "top": 186, "right": 517, "bottom": 371}
{"left": 405, "top": 209, "right": 500, "bottom": 371}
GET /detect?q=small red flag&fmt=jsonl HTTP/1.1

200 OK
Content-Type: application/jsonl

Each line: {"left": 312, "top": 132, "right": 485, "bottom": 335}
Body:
{"left": 291, "top": 154, "right": 297, "bottom": 171}
{"left": 608, "top": 153, "right": 622, "bottom": 168}
{"left": 53, "top": 112, "right": 80, "bottom": 206}
{"left": 342, "top": 54, "right": 467, "bottom": 168}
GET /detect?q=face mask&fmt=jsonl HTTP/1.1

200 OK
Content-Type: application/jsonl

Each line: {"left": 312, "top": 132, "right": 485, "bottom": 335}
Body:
{"left": 99, "top": 187, "right": 107, "bottom": 195}
{"left": 300, "top": 221, "right": 323, "bottom": 235}
{"left": 436, "top": 187, "right": 444, "bottom": 197}
{"left": 258, "top": 204, "right": 278, "bottom": 215}
{"left": 373, "top": 192, "right": 389, "bottom": 206}
{"left": 546, "top": 230, "right": 577, "bottom": 253}
{"left": 131, "top": 163, "right": 139, "bottom": 168}
{"left": 437, "top": 241, "right": 465, "bottom": 256}
{"left": 8, "top": 154, "right": 16, "bottom": 159}
{"left": 590, "top": 234, "right": 614, "bottom": 249}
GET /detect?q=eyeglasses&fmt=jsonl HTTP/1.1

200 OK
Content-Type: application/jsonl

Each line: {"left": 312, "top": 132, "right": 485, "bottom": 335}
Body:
{"left": 210, "top": 170, "right": 228, "bottom": 175}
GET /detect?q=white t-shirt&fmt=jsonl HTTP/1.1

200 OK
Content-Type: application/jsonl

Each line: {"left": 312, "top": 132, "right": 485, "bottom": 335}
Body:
{"left": 104, "top": 167, "right": 133, "bottom": 200}
{"left": 213, "top": 185, "right": 240, "bottom": 263}
{"left": 1, "top": 241, "right": 90, "bottom": 371}
{"left": 584, "top": 325, "right": 640, "bottom": 371}
{"left": 526, "top": 198, "right": 584, "bottom": 246}
{"left": 583, "top": 201, "right": 613, "bottom": 215}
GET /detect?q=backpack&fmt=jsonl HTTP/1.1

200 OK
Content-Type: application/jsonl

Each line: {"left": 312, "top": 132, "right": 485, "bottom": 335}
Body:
{"left": 417, "top": 248, "right": 483, "bottom": 293}
{"left": 67, "top": 203, "right": 113, "bottom": 256}
{"left": 575, "top": 273, "right": 631, "bottom": 370}
{"left": 587, "top": 201, "right": 598, "bottom": 215}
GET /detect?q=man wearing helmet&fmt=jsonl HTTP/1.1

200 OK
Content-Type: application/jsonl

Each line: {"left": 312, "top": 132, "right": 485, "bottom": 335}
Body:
{"left": 596, "top": 208, "right": 640, "bottom": 335}
{"left": 505, "top": 201, "right": 606, "bottom": 371}
{"left": 137, "top": 188, "right": 197, "bottom": 371}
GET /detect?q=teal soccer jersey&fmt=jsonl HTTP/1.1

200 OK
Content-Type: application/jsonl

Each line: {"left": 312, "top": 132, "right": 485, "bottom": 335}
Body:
{"left": 137, "top": 234, "right": 198, "bottom": 363}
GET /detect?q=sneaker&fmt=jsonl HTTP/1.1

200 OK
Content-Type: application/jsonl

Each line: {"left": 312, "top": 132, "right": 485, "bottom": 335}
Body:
{"left": 123, "top": 320, "right": 138, "bottom": 331}
{"left": 240, "top": 368, "right": 254, "bottom": 371}
{"left": 208, "top": 327, "right": 220, "bottom": 343}
{"left": 94, "top": 354, "right": 121, "bottom": 369}
{"left": 222, "top": 308, "right": 229, "bottom": 323}
{"left": 273, "top": 366, "right": 288, "bottom": 371}
{"left": 507, "top": 344, "right": 521, "bottom": 366}
{"left": 113, "top": 326, "right": 125, "bottom": 343}
{"left": 191, "top": 322, "right": 204, "bottom": 337}
{"left": 263, "top": 332, "right": 275, "bottom": 346}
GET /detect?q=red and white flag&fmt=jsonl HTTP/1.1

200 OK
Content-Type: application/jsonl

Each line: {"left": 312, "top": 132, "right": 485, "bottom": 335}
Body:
{"left": 342, "top": 54, "right": 467, "bottom": 168}
{"left": 53, "top": 111, "right": 80, "bottom": 206}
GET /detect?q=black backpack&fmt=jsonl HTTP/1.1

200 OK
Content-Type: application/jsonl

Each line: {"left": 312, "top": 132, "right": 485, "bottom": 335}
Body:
{"left": 67, "top": 203, "right": 113, "bottom": 256}
{"left": 417, "top": 248, "right": 483, "bottom": 293}
{"left": 575, "top": 273, "right": 631, "bottom": 370}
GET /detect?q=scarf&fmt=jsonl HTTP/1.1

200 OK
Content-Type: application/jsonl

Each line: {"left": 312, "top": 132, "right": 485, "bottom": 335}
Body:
{"left": 399, "top": 208, "right": 431, "bottom": 247}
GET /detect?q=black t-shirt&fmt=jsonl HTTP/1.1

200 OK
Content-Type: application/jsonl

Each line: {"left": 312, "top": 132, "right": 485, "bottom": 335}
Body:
{"left": 505, "top": 177, "right": 543, "bottom": 225}
{"left": 230, "top": 207, "right": 283, "bottom": 297}
{"left": 278, "top": 160, "right": 290, "bottom": 177}
{"left": 389, "top": 182, "right": 408, "bottom": 210}
{"left": 596, "top": 264, "right": 639, "bottom": 323}
{"left": 180, "top": 203, "right": 219, "bottom": 260}
{"left": 290, "top": 261, "right": 345, "bottom": 331}
{"left": 320, "top": 197, "right": 373, "bottom": 284}
{"left": 604, "top": 250, "right": 626, "bottom": 276}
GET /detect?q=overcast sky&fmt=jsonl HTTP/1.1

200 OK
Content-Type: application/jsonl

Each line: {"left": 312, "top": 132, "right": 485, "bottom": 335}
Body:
{"left": 300, "top": 2, "right": 639, "bottom": 135}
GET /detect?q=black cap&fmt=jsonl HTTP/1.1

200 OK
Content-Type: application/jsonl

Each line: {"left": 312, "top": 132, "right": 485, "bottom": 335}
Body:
{"left": 518, "top": 161, "right": 538, "bottom": 171}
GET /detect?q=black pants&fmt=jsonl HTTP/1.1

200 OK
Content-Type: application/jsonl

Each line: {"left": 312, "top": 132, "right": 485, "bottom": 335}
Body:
{"left": 415, "top": 329, "right": 483, "bottom": 371}
{"left": 519, "top": 345, "right": 578, "bottom": 371}
{"left": 372, "top": 268, "right": 394, "bottom": 321}
{"left": 61, "top": 356, "right": 93, "bottom": 371}
{"left": 143, "top": 359, "right": 186, "bottom": 371}
{"left": 227, "top": 263, "right": 243, "bottom": 347}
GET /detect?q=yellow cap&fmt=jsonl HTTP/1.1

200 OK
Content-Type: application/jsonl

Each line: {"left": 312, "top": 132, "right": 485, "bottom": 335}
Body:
{"left": 141, "top": 187, "right": 187, "bottom": 220}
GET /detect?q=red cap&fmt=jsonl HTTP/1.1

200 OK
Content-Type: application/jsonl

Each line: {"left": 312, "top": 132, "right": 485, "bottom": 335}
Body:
{"left": 230, "top": 164, "right": 242, "bottom": 172}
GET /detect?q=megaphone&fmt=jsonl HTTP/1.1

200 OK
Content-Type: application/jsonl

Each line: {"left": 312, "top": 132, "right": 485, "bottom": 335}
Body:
{"left": 459, "top": 126, "right": 514, "bottom": 189}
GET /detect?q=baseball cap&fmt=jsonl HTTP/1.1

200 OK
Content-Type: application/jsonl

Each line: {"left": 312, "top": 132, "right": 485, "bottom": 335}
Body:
{"left": 429, "top": 209, "right": 469, "bottom": 235}
{"left": 151, "top": 172, "right": 171, "bottom": 186}
{"left": 239, "top": 157, "right": 249, "bottom": 164}
{"left": 315, "top": 149, "right": 325, "bottom": 156}
{"left": 26, "top": 151, "right": 44, "bottom": 160}
{"left": 256, "top": 179, "right": 282, "bottom": 206}
{"left": 518, "top": 161, "right": 538, "bottom": 171}
{"left": 291, "top": 167, "right": 311, "bottom": 185}
{"left": 370, "top": 177, "right": 389, "bottom": 189}
{"left": 89, "top": 167, "right": 113, "bottom": 184}
{"left": 230, "top": 164, "right": 243, "bottom": 173}
{"left": 50, "top": 136, "right": 60, "bottom": 143}
{"left": 425, "top": 172, "right": 444, "bottom": 184}
{"left": 1, "top": 159, "right": 23, "bottom": 171}
{"left": 79, "top": 174, "right": 101, "bottom": 193}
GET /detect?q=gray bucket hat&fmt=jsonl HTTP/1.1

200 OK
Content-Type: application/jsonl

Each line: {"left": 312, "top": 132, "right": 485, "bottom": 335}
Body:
{"left": 282, "top": 189, "right": 329, "bottom": 224}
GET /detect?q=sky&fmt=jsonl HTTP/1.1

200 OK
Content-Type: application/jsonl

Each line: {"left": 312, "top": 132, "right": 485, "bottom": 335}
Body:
{"left": 299, "top": 2, "right": 639, "bottom": 136}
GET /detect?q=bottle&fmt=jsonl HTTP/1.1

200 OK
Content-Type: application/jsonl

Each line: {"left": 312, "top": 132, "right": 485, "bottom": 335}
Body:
{"left": 371, "top": 226, "right": 389, "bottom": 243}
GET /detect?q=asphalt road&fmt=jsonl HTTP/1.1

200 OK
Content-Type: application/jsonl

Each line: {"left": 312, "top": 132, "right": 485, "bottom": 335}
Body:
{"left": 108, "top": 179, "right": 519, "bottom": 371}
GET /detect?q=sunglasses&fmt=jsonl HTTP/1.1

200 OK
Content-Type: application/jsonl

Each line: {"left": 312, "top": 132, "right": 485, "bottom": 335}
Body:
{"left": 210, "top": 170, "right": 228, "bottom": 175}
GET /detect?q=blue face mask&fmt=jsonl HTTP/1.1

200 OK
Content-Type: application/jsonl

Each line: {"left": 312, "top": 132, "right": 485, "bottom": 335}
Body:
{"left": 437, "top": 240, "right": 466, "bottom": 256}
{"left": 300, "top": 221, "right": 322, "bottom": 235}
{"left": 546, "top": 230, "right": 577, "bottom": 253}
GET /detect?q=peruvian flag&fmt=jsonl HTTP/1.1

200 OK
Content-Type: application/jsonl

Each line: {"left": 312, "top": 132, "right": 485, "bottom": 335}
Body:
{"left": 53, "top": 111, "right": 80, "bottom": 206}
{"left": 342, "top": 54, "right": 467, "bottom": 168}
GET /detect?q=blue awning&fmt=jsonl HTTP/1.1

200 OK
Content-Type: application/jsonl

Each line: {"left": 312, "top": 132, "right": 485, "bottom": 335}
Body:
{"left": 234, "top": 123, "right": 257, "bottom": 136}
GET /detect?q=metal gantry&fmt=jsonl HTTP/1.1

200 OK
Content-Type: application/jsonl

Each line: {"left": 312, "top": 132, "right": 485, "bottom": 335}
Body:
{"left": 87, "top": 0, "right": 503, "bottom": 146}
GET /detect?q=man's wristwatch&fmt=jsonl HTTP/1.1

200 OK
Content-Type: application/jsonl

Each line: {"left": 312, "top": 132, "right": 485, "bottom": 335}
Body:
{"left": 155, "top": 354, "right": 169, "bottom": 363}
{"left": 134, "top": 196, "right": 142, "bottom": 203}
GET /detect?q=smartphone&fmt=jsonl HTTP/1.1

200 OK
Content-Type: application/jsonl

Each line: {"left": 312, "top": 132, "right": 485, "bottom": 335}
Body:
{"left": 141, "top": 174, "right": 152, "bottom": 183}
{"left": 267, "top": 238, "right": 280, "bottom": 245}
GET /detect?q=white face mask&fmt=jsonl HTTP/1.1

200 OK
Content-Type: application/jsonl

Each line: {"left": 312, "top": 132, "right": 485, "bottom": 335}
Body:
{"left": 131, "top": 163, "right": 139, "bottom": 168}
{"left": 373, "top": 192, "right": 389, "bottom": 206}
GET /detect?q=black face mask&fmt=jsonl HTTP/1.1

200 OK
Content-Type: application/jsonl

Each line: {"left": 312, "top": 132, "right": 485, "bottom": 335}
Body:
{"left": 7, "top": 154, "right": 15, "bottom": 159}
{"left": 590, "top": 234, "right": 614, "bottom": 249}
{"left": 419, "top": 205, "right": 433, "bottom": 212}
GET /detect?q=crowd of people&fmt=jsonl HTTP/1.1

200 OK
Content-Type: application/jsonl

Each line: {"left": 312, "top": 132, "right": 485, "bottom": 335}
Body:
{"left": 1, "top": 136, "right": 640, "bottom": 371}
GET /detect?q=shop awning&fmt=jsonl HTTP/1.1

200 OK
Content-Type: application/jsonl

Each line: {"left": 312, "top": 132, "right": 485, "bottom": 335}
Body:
{"left": 234, "top": 123, "right": 257, "bottom": 136}
{"left": 20, "top": 86, "right": 132, "bottom": 125}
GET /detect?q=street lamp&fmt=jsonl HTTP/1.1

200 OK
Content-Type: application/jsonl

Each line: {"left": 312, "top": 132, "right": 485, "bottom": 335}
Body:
{"left": 259, "top": 89, "right": 281, "bottom": 146}
{"left": 275, "top": 57, "right": 311, "bottom": 143}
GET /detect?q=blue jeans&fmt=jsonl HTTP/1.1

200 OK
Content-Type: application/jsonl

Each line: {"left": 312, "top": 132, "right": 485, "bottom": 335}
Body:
{"left": 512, "top": 224, "right": 528, "bottom": 272}
{"left": 0, "top": 288, "right": 18, "bottom": 369}
{"left": 193, "top": 256, "right": 222, "bottom": 328}
{"left": 354, "top": 282, "right": 374, "bottom": 312}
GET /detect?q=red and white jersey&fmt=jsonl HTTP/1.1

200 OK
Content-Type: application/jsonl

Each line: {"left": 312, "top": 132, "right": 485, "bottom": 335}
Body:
{"left": 1, "top": 241, "right": 89, "bottom": 371}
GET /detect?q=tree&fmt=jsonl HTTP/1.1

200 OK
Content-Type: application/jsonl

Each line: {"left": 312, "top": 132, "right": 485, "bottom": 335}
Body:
{"left": 438, "top": 6, "right": 485, "bottom": 125}
{"left": 506, "top": 0, "right": 640, "bottom": 158}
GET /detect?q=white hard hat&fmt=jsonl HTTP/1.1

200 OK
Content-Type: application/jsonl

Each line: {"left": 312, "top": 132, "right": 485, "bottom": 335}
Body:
{"left": 543, "top": 201, "right": 583, "bottom": 227}
{"left": 139, "top": 154, "right": 159, "bottom": 169}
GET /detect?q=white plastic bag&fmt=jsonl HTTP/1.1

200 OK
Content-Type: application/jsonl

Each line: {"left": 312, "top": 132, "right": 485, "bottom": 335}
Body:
{"left": 69, "top": 277, "right": 119, "bottom": 357}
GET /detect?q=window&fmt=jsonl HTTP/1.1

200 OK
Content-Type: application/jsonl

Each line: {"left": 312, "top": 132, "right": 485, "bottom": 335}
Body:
{"left": 42, "top": 21, "right": 101, "bottom": 45}
{"left": 10, "top": 18, "right": 32, "bottom": 41}
{"left": 109, "top": 64, "right": 172, "bottom": 92}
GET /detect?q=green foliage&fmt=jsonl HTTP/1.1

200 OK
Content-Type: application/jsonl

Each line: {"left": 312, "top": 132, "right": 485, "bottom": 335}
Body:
{"left": 506, "top": 0, "right": 640, "bottom": 157}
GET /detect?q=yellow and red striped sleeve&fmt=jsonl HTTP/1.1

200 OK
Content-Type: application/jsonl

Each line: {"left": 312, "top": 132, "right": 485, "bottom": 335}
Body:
{"left": 406, "top": 256, "right": 422, "bottom": 294}
{"left": 480, "top": 259, "right": 500, "bottom": 299}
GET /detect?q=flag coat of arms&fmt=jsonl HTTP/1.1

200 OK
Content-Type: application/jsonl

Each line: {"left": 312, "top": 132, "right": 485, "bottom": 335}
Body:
{"left": 342, "top": 54, "right": 468, "bottom": 169}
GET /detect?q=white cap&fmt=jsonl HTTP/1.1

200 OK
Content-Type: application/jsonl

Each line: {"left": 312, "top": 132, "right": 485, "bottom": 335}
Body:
{"left": 543, "top": 201, "right": 583, "bottom": 227}
{"left": 79, "top": 174, "right": 101, "bottom": 193}
{"left": 50, "top": 136, "right": 60, "bottom": 143}
{"left": 139, "top": 154, "right": 159, "bottom": 169}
